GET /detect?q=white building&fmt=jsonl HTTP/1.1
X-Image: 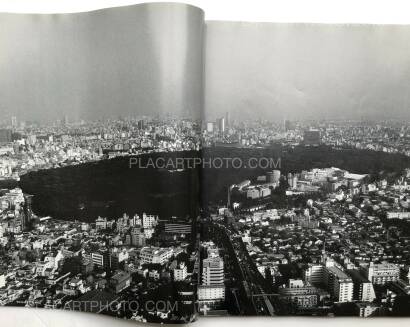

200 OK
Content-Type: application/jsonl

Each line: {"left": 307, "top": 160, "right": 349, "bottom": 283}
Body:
{"left": 173, "top": 263, "right": 188, "bottom": 281}
{"left": 91, "top": 251, "right": 108, "bottom": 268}
{"left": 305, "top": 261, "right": 353, "bottom": 302}
{"left": 112, "top": 249, "right": 129, "bottom": 263}
{"left": 246, "top": 187, "right": 260, "bottom": 199}
{"left": 197, "top": 285, "right": 225, "bottom": 301}
{"left": 95, "top": 217, "right": 108, "bottom": 231}
{"left": 198, "top": 253, "right": 226, "bottom": 312}
{"left": 386, "top": 212, "right": 410, "bottom": 220}
{"left": 142, "top": 213, "right": 158, "bottom": 229}
{"left": 140, "top": 246, "right": 173, "bottom": 265}
{"left": 144, "top": 228, "right": 155, "bottom": 239}
{"left": 0, "top": 274, "right": 5, "bottom": 288}
{"left": 327, "top": 265, "right": 354, "bottom": 303}
{"left": 131, "top": 214, "right": 141, "bottom": 226}
{"left": 202, "top": 256, "right": 224, "bottom": 286}
{"left": 366, "top": 262, "right": 400, "bottom": 285}
{"left": 360, "top": 281, "right": 376, "bottom": 302}
{"left": 356, "top": 303, "right": 379, "bottom": 317}
{"left": 206, "top": 122, "right": 214, "bottom": 133}
{"left": 288, "top": 279, "right": 305, "bottom": 288}
{"left": 305, "top": 264, "right": 326, "bottom": 285}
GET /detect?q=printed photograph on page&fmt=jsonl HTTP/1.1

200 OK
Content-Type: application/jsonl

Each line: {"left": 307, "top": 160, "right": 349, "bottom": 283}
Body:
{"left": 199, "top": 22, "right": 410, "bottom": 317}
{"left": 0, "top": 3, "right": 204, "bottom": 323}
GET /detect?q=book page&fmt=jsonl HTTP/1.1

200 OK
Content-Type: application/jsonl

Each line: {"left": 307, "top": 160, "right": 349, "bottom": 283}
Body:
{"left": 202, "top": 21, "right": 410, "bottom": 317}
{"left": 0, "top": 3, "right": 204, "bottom": 323}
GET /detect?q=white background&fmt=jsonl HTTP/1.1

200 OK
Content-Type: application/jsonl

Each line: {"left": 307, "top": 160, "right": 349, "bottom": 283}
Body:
{"left": 0, "top": 0, "right": 410, "bottom": 326}
{"left": 0, "top": 0, "right": 409, "bottom": 23}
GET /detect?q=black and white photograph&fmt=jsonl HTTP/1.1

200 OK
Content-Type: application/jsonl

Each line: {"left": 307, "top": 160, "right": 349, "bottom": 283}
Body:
{"left": 200, "top": 21, "right": 410, "bottom": 317}
{"left": 0, "top": 3, "right": 203, "bottom": 323}
{"left": 0, "top": 0, "right": 410, "bottom": 325}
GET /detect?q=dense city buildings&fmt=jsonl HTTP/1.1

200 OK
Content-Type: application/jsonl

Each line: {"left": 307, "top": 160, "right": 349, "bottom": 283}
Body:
{"left": 200, "top": 127, "right": 410, "bottom": 317}
{"left": 0, "top": 116, "right": 201, "bottom": 181}
{"left": 202, "top": 119, "right": 410, "bottom": 158}
{"left": 0, "top": 203, "right": 197, "bottom": 321}
{"left": 0, "top": 115, "right": 200, "bottom": 322}
{"left": 1, "top": 115, "right": 410, "bottom": 318}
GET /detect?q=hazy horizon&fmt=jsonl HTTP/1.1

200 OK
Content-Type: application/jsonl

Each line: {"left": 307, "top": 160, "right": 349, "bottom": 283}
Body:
{"left": 0, "top": 3, "right": 204, "bottom": 123}
{"left": 205, "top": 22, "right": 410, "bottom": 122}
{"left": 2, "top": 6, "right": 410, "bottom": 125}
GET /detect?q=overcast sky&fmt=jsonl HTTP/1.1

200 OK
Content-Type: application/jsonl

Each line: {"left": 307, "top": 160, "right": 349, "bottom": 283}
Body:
{"left": 2, "top": 5, "right": 410, "bottom": 124}
{"left": 0, "top": 3, "right": 204, "bottom": 123}
{"left": 205, "top": 22, "right": 410, "bottom": 122}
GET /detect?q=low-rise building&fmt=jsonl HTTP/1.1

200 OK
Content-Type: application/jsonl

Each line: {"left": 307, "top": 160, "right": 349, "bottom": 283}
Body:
{"left": 173, "top": 263, "right": 188, "bottom": 281}
{"left": 109, "top": 271, "right": 131, "bottom": 294}
{"left": 365, "top": 262, "right": 400, "bottom": 285}
{"left": 140, "top": 246, "right": 173, "bottom": 265}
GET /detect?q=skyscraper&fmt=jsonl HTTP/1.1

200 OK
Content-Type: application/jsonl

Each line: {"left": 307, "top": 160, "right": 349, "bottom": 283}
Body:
{"left": 137, "top": 119, "right": 145, "bottom": 130}
{"left": 217, "top": 117, "right": 225, "bottom": 135}
{"left": 225, "top": 112, "right": 230, "bottom": 127}
{"left": 63, "top": 115, "right": 69, "bottom": 126}
{"left": 11, "top": 116, "right": 17, "bottom": 128}
{"left": 206, "top": 122, "right": 214, "bottom": 133}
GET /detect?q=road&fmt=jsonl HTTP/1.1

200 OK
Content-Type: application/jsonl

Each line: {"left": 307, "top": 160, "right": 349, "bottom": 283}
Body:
{"left": 203, "top": 221, "right": 276, "bottom": 316}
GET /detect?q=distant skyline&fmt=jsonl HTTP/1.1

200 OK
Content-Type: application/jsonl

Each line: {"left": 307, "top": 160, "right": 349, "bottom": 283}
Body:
{"left": 0, "top": 3, "right": 204, "bottom": 122}
{"left": 3, "top": 6, "right": 410, "bottom": 125}
{"left": 205, "top": 22, "right": 410, "bottom": 122}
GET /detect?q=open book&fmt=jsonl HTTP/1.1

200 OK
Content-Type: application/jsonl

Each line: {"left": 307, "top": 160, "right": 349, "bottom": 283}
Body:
{"left": 1, "top": 2, "right": 410, "bottom": 323}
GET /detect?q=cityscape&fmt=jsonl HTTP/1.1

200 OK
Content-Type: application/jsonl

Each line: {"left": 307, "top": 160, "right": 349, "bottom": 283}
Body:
{"left": 0, "top": 114, "right": 410, "bottom": 321}
{"left": 2, "top": 0, "right": 410, "bottom": 323}
{"left": 201, "top": 115, "right": 410, "bottom": 317}
{"left": 0, "top": 116, "right": 202, "bottom": 323}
